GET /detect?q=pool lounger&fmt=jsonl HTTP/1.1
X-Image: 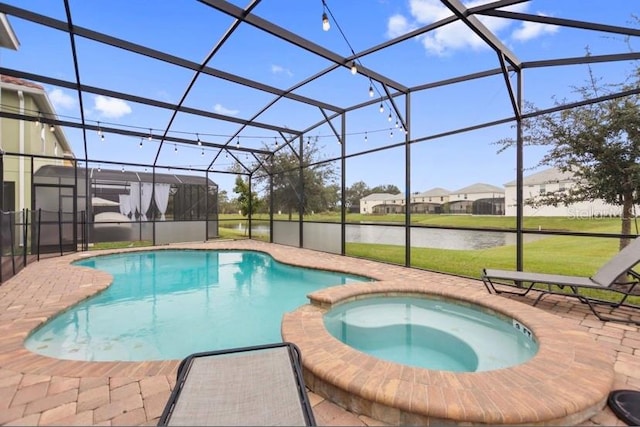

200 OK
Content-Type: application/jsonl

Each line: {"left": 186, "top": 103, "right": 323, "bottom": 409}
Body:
{"left": 158, "top": 342, "right": 316, "bottom": 426}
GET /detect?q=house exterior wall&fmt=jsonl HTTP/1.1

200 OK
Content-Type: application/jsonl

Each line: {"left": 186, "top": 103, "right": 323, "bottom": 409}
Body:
{"left": 504, "top": 181, "right": 626, "bottom": 217}
{"left": 1, "top": 87, "right": 68, "bottom": 212}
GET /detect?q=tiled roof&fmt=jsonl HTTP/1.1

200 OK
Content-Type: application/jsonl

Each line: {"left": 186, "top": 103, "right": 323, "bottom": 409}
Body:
{"left": 1, "top": 74, "right": 44, "bottom": 90}
{"left": 504, "top": 167, "right": 574, "bottom": 186}
{"left": 361, "top": 193, "right": 402, "bottom": 201}
{"left": 451, "top": 183, "right": 504, "bottom": 194}
{"left": 414, "top": 187, "right": 450, "bottom": 197}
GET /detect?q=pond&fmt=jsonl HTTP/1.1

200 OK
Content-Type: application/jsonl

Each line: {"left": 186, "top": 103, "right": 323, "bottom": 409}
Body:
{"left": 223, "top": 221, "right": 542, "bottom": 250}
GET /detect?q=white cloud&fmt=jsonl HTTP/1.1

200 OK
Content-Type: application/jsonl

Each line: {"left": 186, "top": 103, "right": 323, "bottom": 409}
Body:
{"left": 48, "top": 89, "right": 76, "bottom": 110}
{"left": 93, "top": 95, "right": 132, "bottom": 118}
{"left": 213, "top": 103, "right": 239, "bottom": 116}
{"left": 512, "top": 16, "right": 559, "bottom": 42}
{"left": 271, "top": 64, "right": 293, "bottom": 77}
{"left": 387, "top": 14, "right": 413, "bottom": 38}
{"left": 389, "top": 0, "right": 555, "bottom": 56}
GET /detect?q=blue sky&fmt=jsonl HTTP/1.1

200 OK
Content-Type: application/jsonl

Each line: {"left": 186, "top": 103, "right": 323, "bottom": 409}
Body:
{"left": 2, "top": 0, "right": 638, "bottom": 196}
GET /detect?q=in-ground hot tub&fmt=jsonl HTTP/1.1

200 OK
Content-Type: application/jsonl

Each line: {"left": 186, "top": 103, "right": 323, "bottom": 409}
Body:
{"left": 323, "top": 296, "right": 538, "bottom": 373}
{"left": 282, "top": 281, "right": 615, "bottom": 425}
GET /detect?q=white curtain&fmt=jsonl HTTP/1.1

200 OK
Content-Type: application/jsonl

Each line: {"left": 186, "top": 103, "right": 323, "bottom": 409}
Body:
{"left": 129, "top": 183, "right": 140, "bottom": 220}
{"left": 154, "top": 184, "right": 171, "bottom": 221}
{"left": 140, "top": 183, "right": 153, "bottom": 221}
{"left": 119, "top": 194, "right": 131, "bottom": 217}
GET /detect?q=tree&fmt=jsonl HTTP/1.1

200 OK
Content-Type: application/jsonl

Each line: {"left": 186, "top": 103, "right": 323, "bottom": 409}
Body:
{"left": 217, "top": 189, "right": 238, "bottom": 214}
{"left": 496, "top": 64, "right": 640, "bottom": 250}
{"left": 370, "top": 184, "right": 401, "bottom": 195}
{"left": 233, "top": 175, "right": 260, "bottom": 217}
{"left": 255, "top": 139, "right": 338, "bottom": 219}
{"left": 345, "top": 181, "right": 370, "bottom": 211}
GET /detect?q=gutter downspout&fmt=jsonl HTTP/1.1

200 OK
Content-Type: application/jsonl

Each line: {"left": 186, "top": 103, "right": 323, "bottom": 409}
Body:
{"left": 18, "top": 90, "right": 24, "bottom": 212}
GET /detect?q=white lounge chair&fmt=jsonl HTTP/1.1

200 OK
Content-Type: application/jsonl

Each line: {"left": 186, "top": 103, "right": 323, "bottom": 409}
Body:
{"left": 481, "top": 236, "right": 640, "bottom": 323}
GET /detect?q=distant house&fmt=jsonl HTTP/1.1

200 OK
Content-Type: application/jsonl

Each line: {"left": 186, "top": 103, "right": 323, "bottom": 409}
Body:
{"left": 503, "top": 167, "right": 630, "bottom": 217}
{"left": 449, "top": 183, "right": 505, "bottom": 215}
{"left": 360, "top": 193, "right": 405, "bottom": 214}
{"left": 409, "top": 187, "right": 450, "bottom": 214}
{"left": 360, "top": 183, "right": 505, "bottom": 216}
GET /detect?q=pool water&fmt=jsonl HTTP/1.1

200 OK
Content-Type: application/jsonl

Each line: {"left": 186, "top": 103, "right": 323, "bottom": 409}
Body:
{"left": 324, "top": 296, "right": 538, "bottom": 372}
{"left": 25, "top": 250, "right": 369, "bottom": 361}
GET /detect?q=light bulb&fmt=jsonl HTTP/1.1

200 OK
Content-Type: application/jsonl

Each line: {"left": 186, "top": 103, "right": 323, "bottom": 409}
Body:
{"left": 379, "top": 103, "right": 384, "bottom": 113}
{"left": 201, "top": 149, "right": 204, "bottom": 156}
{"left": 197, "top": 134, "right": 202, "bottom": 146}
{"left": 101, "top": 133, "right": 105, "bottom": 141}
{"left": 364, "top": 132, "right": 368, "bottom": 142}
{"left": 350, "top": 61, "right": 357, "bottom": 75}
{"left": 139, "top": 139, "right": 143, "bottom": 148}
{"left": 148, "top": 129, "right": 152, "bottom": 141}
{"left": 388, "top": 113, "right": 392, "bottom": 122}
{"left": 395, "top": 119, "right": 399, "bottom": 128}
{"left": 322, "top": 12, "right": 330, "bottom": 31}
{"left": 369, "top": 85, "right": 374, "bottom": 97}
{"left": 97, "top": 165, "right": 101, "bottom": 172}
{"left": 390, "top": 130, "right": 394, "bottom": 138}
{"left": 49, "top": 124, "right": 55, "bottom": 132}
{"left": 174, "top": 144, "right": 178, "bottom": 153}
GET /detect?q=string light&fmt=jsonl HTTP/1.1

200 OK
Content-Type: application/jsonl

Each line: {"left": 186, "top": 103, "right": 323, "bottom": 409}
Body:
{"left": 390, "top": 129, "right": 394, "bottom": 138}
{"left": 49, "top": 124, "right": 55, "bottom": 132}
{"left": 174, "top": 144, "right": 178, "bottom": 153}
{"left": 321, "top": 0, "right": 330, "bottom": 32}
{"left": 121, "top": 166, "right": 125, "bottom": 173}
{"left": 379, "top": 102, "right": 384, "bottom": 113}
{"left": 201, "top": 148, "right": 205, "bottom": 156}
{"left": 35, "top": 114, "right": 41, "bottom": 127}
{"left": 388, "top": 113, "right": 392, "bottom": 122}
{"left": 97, "top": 121, "right": 102, "bottom": 139}
{"left": 350, "top": 60, "right": 357, "bottom": 75}
{"left": 364, "top": 131, "right": 368, "bottom": 142}
{"left": 148, "top": 129, "right": 152, "bottom": 141}
{"left": 97, "top": 164, "right": 101, "bottom": 172}
{"left": 395, "top": 119, "right": 399, "bottom": 128}
{"left": 139, "top": 138, "right": 143, "bottom": 148}
{"left": 197, "top": 133, "right": 201, "bottom": 146}
{"left": 275, "top": 137, "right": 279, "bottom": 148}
{"left": 369, "top": 85, "right": 374, "bottom": 97}
{"left": 236, "top": 136, "right": 240, "bottom": 148}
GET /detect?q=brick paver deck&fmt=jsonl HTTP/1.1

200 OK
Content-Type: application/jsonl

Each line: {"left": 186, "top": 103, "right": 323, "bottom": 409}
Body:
{"left": 0, "top": 240, "right": 637, "bottom": 426}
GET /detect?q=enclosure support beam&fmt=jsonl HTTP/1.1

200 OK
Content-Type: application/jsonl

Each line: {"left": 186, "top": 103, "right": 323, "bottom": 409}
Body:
{"left": 404, "top": 93, "right": 411, "bottom": 267}
{"left": 341, "top": 114, "right": 346, "bottom": 256}
{"left": 248, "top": 174, "right": 253, "bottom": 240}
{"left": 298, "top": 135, "right": 304, "bottom": 249}
{"left": 516, "top": 70, "right": 524, "bottom": 272}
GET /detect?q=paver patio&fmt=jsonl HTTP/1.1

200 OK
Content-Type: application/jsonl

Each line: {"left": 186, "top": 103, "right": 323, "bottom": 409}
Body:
{"left": 0, "top": 240, "right": 638, "bottom": 426}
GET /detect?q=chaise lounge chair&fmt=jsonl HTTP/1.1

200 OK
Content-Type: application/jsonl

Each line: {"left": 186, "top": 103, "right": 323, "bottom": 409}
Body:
{"left": 158, "top": 342, "right": 316, "bottom": 426}
{"left": 481, "top": 236, "right": 640, "bottom": 324}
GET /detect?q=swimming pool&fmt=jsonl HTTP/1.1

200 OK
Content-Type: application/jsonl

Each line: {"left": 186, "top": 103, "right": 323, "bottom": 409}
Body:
{"left": 323, "top": 296, "right": 538, "bottom": 372}
{"left": 24, "top": 249, "right": 369, "bottom": 361}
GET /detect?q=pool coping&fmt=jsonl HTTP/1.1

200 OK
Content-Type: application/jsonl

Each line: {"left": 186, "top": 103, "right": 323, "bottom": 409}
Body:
{"left": 0, "top": 240, "right": 617, "bottom": 425}
{"left": 282, "top": 281, "right": 615, "bottom": 425}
